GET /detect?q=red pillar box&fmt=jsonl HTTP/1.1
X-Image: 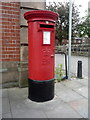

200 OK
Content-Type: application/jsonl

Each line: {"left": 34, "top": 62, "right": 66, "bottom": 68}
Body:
{"left": 24, "top": 10, "right": 58, "bottom": 102}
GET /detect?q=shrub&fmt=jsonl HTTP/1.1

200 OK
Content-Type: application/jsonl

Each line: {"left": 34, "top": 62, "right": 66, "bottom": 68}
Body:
{"left": 55, "top": 64, "right": 64, "bottom": 82}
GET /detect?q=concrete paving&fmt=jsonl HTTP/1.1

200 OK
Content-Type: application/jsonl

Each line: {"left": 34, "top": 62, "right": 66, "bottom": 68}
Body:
{"left": 1, "top": 77, "right": 88, "bottom": 119}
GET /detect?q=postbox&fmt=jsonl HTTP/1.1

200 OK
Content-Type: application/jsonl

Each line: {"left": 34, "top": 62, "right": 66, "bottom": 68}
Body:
{"left": 24, "top": 10, "right": 58, "bottom": 102}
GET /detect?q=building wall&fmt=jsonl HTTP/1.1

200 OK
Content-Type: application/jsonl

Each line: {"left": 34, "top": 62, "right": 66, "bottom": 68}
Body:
{"left": 0, "top": 2, "right": 20, "bottom": 86}
{"left": 1, "top": 1, "right": 46, "bottom": 87}
{"left": 1, "top": 2, "right": 20, "bottom": 61}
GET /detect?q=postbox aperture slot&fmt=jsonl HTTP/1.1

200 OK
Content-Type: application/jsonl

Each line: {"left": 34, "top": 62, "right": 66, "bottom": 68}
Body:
{"left": 40, "top": 24, "right": 54, "bottom": 29}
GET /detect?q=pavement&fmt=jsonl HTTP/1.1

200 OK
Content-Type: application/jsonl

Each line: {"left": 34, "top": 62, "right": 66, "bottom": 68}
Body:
{"left": 0, "top": 77, "right": 88, "bottom": 119}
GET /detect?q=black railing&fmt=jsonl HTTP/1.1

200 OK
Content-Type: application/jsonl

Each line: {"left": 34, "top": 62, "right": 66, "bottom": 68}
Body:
{"left": 58, "top": 52, "right": 68, "bottom": 79}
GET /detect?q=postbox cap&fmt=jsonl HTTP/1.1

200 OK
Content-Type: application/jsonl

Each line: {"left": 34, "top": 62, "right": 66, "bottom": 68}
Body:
{"left": 24, "top": 10, "right": 58, "bottom": 22}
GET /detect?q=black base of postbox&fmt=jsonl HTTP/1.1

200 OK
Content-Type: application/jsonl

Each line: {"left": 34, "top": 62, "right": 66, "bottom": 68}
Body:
{"left": 28, "top": 78, "right": 55, "bottom": 102}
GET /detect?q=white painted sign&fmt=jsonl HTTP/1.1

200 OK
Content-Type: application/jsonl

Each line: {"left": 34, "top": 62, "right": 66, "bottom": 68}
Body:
{"left": 43, "top": 31, "right": 50, "bottom": 44}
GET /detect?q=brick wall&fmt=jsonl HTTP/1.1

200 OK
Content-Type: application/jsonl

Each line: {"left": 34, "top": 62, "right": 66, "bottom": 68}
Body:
{"left": 0, "top": 2, "right": 2, "bottom": 61}
{"left": 1, "top": 2, "right": 20, "bottom": 61}
{"left": 0, "top": 2, "right": 20, "bottom": 85}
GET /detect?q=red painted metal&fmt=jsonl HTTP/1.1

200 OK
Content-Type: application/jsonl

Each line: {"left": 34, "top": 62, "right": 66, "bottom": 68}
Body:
{"left": 24, "top": 10, "right": 58, "bottom": 81}
{"left": 24, "top": 10, "right": 58, "bottom": 22}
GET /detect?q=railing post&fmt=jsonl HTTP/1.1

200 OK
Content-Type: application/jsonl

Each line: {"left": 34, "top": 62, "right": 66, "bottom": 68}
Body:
{"left": 65, "top": 53, "right": 68, "bottom": 79}
{"left": 77, "top": 61, "right": 82, "bottom": 78}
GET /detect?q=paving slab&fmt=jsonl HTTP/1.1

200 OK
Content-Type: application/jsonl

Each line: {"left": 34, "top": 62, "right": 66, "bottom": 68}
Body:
{"left": 12, "top": 108, "right": 47, "bottom": 118}
{"left": 55, "top": 83, "right": 84, "bottom": 102}
{"left": 9, "top": 96, "right": 47, "bottom": 118}
{"left": 74, "top": 86, "right": 88, "bottom": 99}
{"left": 0, "top": 98, "right": 2, "bottom": 116}
{"left": 61, "top": 80, "right": 83, "bottom": 89}
{"left": 2, "top": 112, "right": 12, "bottom": 118}
{"left": 2, "top": 98, "right": 11, "bottom": 114}
{"left": 10, "top": 98, "right": 43, "bottom": 112}
{"left": 44, "top": 103, "right": 82, "bottom": 118}
{"left": 68, "top": 98, "right": 88, "bottom": 118}
{"left": 73, "top": 78, "right": 88, "bottom": 86}
{"left": 61, "top": 79, "right": 88, "bottom": 99}
{"left": 41, "top": 96, "right": 81, "bottom": 118}
{"left": 89, "top": 104, "right": 90, "bottom": 119}
{"left": 2, "top": 89, "right": 8, "bottom": 98}
{"left": 8, "top": 87, "right": 28, "bottom": 102}
{"left": 9, "top": 92, "right": 81, "bottom": 118}
{"left": 41, "top": 95, "right": 63, "bottom": 111}
{"left": 0, "top": 114, "right": 2, "bottom": 120}
{"left": 0, "top": 89, "right": 2, "bottom": 98}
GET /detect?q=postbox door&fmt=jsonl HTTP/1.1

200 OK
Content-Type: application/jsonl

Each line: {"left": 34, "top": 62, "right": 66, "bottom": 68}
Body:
{"left": 28, "top": 21, "right": 55, "bottom": 81}
{"left": 39, "top": 23, "right": 55, "bottom": 80}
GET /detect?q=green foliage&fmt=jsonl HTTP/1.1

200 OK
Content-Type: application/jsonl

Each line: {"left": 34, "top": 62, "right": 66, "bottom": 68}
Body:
{"left": 77, "top": 9, "right": 90, "bottom": 38}
{"left": 46, "top": 2, "right": 80, "bottom": 45}
{"left": 55, "top": 64, "right": 64, "bottom": 82}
